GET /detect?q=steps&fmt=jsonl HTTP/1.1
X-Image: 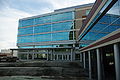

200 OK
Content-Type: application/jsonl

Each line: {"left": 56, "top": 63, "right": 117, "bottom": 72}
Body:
{"left": 0, "top": 61, "right": 89, "bottom": 79}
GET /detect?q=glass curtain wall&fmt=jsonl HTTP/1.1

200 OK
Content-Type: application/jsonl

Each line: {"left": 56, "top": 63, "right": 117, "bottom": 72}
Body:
{"left": 17, "top": 11, "right": 75, "bottom": 48}
{"left": 80, "top": 0, "right": 120, "bottom": 47}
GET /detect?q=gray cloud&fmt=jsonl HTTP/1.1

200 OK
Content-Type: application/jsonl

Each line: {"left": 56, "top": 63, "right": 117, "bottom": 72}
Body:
{"left": 0, "top": 6, "right": 32, "bottom": 50}
{"left": 7, "top": 0, "right": 54, "bottom": 15}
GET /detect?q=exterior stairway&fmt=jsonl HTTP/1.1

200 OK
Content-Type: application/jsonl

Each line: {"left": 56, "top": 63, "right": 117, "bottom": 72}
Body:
{"left": 0, "top": 61, "right": 89, "bottom": 80}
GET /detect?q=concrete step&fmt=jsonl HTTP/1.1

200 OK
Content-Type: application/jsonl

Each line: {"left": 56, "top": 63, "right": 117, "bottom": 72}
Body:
{"left": 0, "top": 67, "right": 88, "bottom": 77}
{"left": 0, "top": 76, "right": 90, "bottom": 80}
{"left": 0, "top": 61, "right": 88, "bottom": 78}
{"left": 0, "top": 61, "right": 83, "bottom": 68}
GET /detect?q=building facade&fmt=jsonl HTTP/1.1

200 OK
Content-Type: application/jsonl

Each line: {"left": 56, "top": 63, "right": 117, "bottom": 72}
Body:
{"left": 14, "top": 4, "right": 93, "bottom": 61}
{"left": 78, "top": 0, "right": 120, "bottom": 80}
{"left": 1, "top": 49, "right": 12, "bottom": 54}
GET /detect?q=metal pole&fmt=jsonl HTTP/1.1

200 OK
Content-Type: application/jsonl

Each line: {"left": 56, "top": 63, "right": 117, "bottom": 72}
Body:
{"left": 88, "top": 51, "right": 92, "bottom": 79}
{"left": 114, "top": 43, "right": 120, "bottom": 80}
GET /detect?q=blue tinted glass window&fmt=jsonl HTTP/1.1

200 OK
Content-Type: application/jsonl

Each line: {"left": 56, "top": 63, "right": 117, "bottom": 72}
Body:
{"left": 52, "top": 21, "right": 73, "bottom": 31}
{"left": 19, "top": 46, "right": 34, "bottom": 48}
{"left": 81, "top": 0, "right": 120, "bottom": 47}
{"left": 35, "top": 45, "right": 53, "bottom": 48}
{"left": 34, "top": 34, "right": 51, "bottom": 42}
{"left": 19, "top": 19, "right": 34, "bottom": 27}
{"left": 86, "top": 9, "right": 91, "bottom": 15}
{"left": 52, "top": 12, "right": 73, "bottom": 22}
{"left": 34, "top": 15, "right": 51, "bottom": 25}
{"left": 18, "top": 27, "right": 33, "bottom": 35}
{"left": 52, "top": 31, "right": 73, "bottom": 41}
{"left": 17, "top": 35, "right": 34, "bottom": 43}
{"left": 34, "top": 24, "right": 51, "bottom": 33}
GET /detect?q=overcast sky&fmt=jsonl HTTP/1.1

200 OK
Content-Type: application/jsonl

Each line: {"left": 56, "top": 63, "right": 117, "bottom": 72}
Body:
{"left": 0, "top": 0, "right": 95, "bottom": 50}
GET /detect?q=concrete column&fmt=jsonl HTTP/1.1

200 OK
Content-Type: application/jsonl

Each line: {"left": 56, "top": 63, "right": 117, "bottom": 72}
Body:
{"left": 80, "top": 53, "right": 82, "bottom": 62}
{"left": 47, "top": 54, "right": 48, "bottom": 61}
{"left": 114, "top": 43, "right": 120, "bottom": 80}
{"left": 88, "top": 51, "right": 92, "bottom": 79}
{"left": 46, "top": 50, "right": 48, "bottom": 60}
{"left": 67, "top": 55, "right": 68, "bottom": 61}
{"left": 32, "top": 53, "right": 34, "bottom": 60}
{"left": 96, "top": 48, "right": 102, "bottom": 80}
{"left": 83, "top": 52, "right": 86, "bottom": 69}
{"left": 51, "top": 54, "right": 52, "bottom": 60}
{"left": 50, "top": 50, "right": 53, "bottom": 60}
{"left": 62, "top": 55, "right": 64, "bottom": 61}
{"left": 53, "top": 54, "right": 55, "bottom": 60}
{"left": 52, "top": 50, "right": 55, "bottom": 61}
{"left": 71, "top": 49, "right": 74, "bottom": 61}
{"left": 27, "top": 54, "right": 29, "bottom": 60}
{"left": 57, "top": 54, "right": 58, "bottom": 60}
{"left": 48, "top": 50, "right": 50, "bottom": 60}
{"left": 72, "top": 44, "right": 75, "bottom": 61}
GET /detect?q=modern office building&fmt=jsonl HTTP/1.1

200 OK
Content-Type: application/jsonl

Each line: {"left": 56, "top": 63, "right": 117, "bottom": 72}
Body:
{"left": 78, "top": 0, "right": 120, "bottom": 80}
{"left": 11, "top": 3, "right": 93, "bottom": 61}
